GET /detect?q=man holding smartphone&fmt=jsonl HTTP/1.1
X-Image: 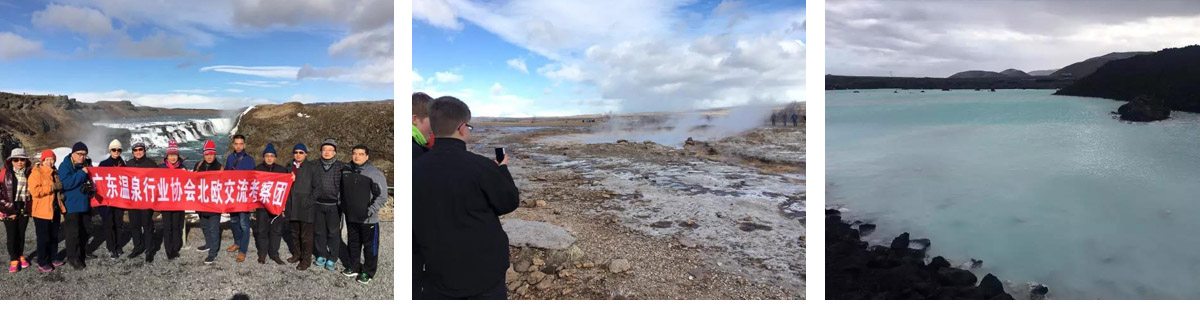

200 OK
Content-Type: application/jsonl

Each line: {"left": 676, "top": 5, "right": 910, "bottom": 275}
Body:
{"left": 413, "top": 96, "right": 520, "bottom": 300}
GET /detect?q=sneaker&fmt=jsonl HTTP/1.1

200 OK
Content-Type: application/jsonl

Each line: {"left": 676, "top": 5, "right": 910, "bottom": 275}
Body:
{"left": 52, "top": 261, "right": 65, "bottom": 268}
{"left": 38, "top": 265, "right": 53, "bottom": 273}
{"left": 204, "top": 255, "right": 217, "bottom": 265}
{"left": 8, "top": 261, "right": 17, "bottom": 273}
{"left": 314, "top": 257, "right": 327, "bottom": 267}
{"left": 109, "top": 252, "right": 120, "bottom": 260}
{"left": 341, "top": 267, "right": 356, "bottom": 277}
{"left": 325, "top": 260, "right": 336, "bottom": 271}
{"left": 196, "top": 245, "right": 210, "bottom": 252}
{"left": 19, "top": 256, "right": 29, "bottom": 268}
{"left": 356, "top": 273, "right": 371, "bottom": 284}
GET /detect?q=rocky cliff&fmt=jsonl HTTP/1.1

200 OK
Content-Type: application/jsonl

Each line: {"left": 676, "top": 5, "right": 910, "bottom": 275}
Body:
{"left": 1055, "top": 45, "right": 1200, "bottom": 113}
{"left": 233, "top": 100, "right": 394, "bottom": 182}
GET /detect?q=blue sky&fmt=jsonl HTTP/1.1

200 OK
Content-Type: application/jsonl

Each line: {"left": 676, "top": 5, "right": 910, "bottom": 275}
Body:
{"left": 0, "top": 0, "right": 393, "bottom": 109}
{"left": 413, "top": 0, "right": 806, "bottom": 117}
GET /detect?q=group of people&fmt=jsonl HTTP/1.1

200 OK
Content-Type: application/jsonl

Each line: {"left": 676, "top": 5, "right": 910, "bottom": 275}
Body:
{"left": 411, "top": 92, "right": 522, "bottom": 300}
{"left": 0, "top": 134, "right": 388, "bottom": 285}
{"left": 771, "top": 112, "right": 802, "bottom": 126}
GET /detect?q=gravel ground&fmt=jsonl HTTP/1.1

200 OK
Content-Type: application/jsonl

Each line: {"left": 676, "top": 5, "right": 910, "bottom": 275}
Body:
{"left": 0, "top": 215, "right": 393, "bottom": 300}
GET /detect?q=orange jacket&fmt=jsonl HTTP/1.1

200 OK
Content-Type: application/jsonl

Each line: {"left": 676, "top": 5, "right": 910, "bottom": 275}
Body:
{"left": 28, "top": 165, "right": 65, "bottom": 220}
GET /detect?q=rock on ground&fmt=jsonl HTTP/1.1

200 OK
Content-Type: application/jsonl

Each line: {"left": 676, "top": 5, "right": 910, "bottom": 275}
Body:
{"left": 502, "top": 219, "right": 577, "bottom": 250}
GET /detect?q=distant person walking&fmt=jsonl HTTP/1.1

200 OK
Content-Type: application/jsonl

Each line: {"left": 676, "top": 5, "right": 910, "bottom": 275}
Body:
{"left": 414, "top": 96, "right": 521, "bottom": 300}
{"left": 771, "top": 113, "right": 777, "bottom": 126}
{"left": 287, "top": 143, "right": 317, "bottom": 270}
{"left": 312, "top": 138, "right": 345, "bottom": 272}
{"left": 127, "top": 142, "right": 159, "bottom": 263}
{"left": 1, "top": 148, "right": 32, "bottom": 273}
{"left": 341, "top": 145, "right": 387, "bottom": 284}
{"left": 225, "top": 134, "right": 256, "bottom": 262}
{"left": 28, "top": 149, "right": 66, "bottom": 272}
{"left": 194, "top": 140, "right": 224, "bottom": 265}
{"left": 96, "top": 139, "right": 127, "bottom": 259}
{"left": 158, "top": 140, "right": 187, "bottom": 261}
{"left": 792, "top": 113, "right": 799, "bottom": 127}
{"left": 411, "top": 91, "right": 434, "bottom": 296}
{"left": 59, "top": 142, "right": 92, "bottom": 269}
{"left": 253, "top": 143, "right": 290, "bottom": 264}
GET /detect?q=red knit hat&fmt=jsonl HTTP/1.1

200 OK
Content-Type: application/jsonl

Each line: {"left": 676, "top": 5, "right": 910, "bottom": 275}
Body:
{"left": 203, "top": 140, "right": 216, "bottom": 155}
{"left": 167, "top": 139, "right": 180, "bottom": 156}
{"left": 39, "top": 149, "right": 55, "bottom": 162}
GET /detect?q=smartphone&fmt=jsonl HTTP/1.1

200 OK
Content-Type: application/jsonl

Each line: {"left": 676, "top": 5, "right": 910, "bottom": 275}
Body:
{"left": 495, "top": 147, "right": 506, "bottom": 163}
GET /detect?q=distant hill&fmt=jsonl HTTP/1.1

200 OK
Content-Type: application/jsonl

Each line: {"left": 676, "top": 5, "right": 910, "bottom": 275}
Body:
{"left": 825, "top": 75, "right": 1072, "bottom": 90}
{"left": 1055, "top": 45, "right": 1200, "bottom": 113}
{"left": 1050, "top": 51, "right": 1151, "bottom": 79}
{"left": 947, "top": 70, "right": 1008, "bottom": 79}
{"left": 1000, "top": 69, "right": 1031, "bottom": 77}
{"left": 0, "top": 91, "right": 219, "bottom": 158}
{"left": 1027, "top": 69, "right": 1057, "bottom": 76}
{"left": 234, "top": 100, "right": 394, "bottom": 182}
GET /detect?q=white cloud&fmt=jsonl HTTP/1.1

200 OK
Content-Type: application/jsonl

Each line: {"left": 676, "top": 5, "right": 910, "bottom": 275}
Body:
{"left": 506, "top": 57, "right": 528, "bottom": 73}
{"left": 543, "top": 88, "right": 552, "bottom": 95}
{"left": 201, "top": 65, "right": 301, "bottom": 79}
{"left": 71, "top": 89, "right": 272, "bottom": 109}
{"left": 116, "top": 31, "right": 194, "bottom": 59}
{"left": 289, "top": 93, "right": 317, "bottom": 103}
{"left": 224, "top": 88, "right": 244, "bottom": 93}
{"left": 328, "top": 24, "right": 392, "bottom": 60}
{"left": 433, "top": 71, "right": 463, "bottom": 83}
{"left": 421, "top": 0, "right": 805, "bottom": 113}
{"left": 826, "top": 0, "right": 1200, "bottom": 77}
{"left": 230, "top": 80, "right": 293, "bottom": 88}
{"left": 412, "top": 69, "right": 424, "bottom": 83}
{"left": 172, "top": 89, "right": 216, "bottom": 94}
{"left": 414, "top": 0, "right": 462, "bottom": 30}
{"left": 491, "top": 83, "right": 504, "bottom": 96}
{"left": 0, "top": 32, "right": 43, "bottom": 60}
{"left": 31, "top": 4, "right": 114, "bottom": 37}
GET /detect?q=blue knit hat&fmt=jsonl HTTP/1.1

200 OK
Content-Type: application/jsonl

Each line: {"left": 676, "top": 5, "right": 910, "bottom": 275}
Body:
{"left": 263, "top": 143, "right": 277, "bottom": 156}
{"left": 71, "top": 142, "right": 88, "bottom": 153}
{"left": 293, "top": 143, "right": 307, "bottom": 153}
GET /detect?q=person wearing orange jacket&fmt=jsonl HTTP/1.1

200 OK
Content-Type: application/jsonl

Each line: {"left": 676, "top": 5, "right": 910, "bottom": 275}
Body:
{"left": 28, "top": 149, "right": 67, "bottom": 273}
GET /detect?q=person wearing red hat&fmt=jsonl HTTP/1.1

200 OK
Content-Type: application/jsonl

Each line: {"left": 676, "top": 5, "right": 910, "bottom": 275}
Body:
{"left": 28, "top": 149, "right": 66, "bottom": 272}
{"left": 158, "top": 140, "right": 188, "bottom": 260}
{"left": 193, "top": 140, "right": 224, "bottom": 265}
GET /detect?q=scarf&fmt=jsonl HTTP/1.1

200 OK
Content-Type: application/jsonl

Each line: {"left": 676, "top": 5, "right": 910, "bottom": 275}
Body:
{"left": 321, "top": 158, "right": 334, "bottom": 171}
{"left": 412, "top": 124, "right": 428, "bottom": 147}
{"left": 14, "top": 167, "right": 29, "bottom": 202}
{"left": 165, "top": 159, "right": 181, "bottom": 169}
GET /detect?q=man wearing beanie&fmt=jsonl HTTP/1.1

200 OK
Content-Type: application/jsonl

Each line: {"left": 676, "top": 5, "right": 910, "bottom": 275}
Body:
{"left": 193, "top": 140, "right": 224, "bottom": 265}
{"left": 253, "top": 143, "right": 290, "bottom": 264}
{"left": 286, "top": 143, "right": 317, "bottom": 270}
{"left": 59, "top": 142, "right": 93, "bottom": 269}
{"left": 311, "top": 138, "right": 345, "bottom": 272}
{"left": 158, "top": 140, "right": 187, "bottom": 260}
{"left": 224, "top": 134, "right": 255, "bottom": 262}
{"left": 126, "top": 142, "right": 159, "bottom": 262}
{"left": 96, "top": 139, "right": 127, "bottom": 259}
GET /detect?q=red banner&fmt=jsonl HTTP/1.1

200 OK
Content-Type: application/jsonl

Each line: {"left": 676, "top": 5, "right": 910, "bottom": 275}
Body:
{"left": 88, "top": 167, "right": 293, "bottom": 215}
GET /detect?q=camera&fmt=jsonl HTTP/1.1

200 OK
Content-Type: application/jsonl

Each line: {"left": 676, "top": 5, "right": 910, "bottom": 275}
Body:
{"left": 80, "top": 158, "right": 96, "bottom": 196}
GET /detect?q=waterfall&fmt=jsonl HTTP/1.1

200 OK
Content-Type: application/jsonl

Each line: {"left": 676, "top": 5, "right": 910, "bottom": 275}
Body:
{"left": 93, "top": 117, "right": 231, "bottom": 151}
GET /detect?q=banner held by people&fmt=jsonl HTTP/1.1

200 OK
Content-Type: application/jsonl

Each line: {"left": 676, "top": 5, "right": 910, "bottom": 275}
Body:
{"left": 87, "top": 167, "right": 294, "bottom": 215}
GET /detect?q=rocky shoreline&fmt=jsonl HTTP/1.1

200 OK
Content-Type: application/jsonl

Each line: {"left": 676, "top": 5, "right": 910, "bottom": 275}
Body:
{"left": 826, "top": 209, "right": 1048, "bottom": 300}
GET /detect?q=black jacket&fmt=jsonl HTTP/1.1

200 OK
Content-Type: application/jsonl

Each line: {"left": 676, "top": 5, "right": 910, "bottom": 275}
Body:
{"left": 99, "top": 156, "right": 126, "bottom": 168}
{"left": 413, "top": 138, "right": 428, "bottom": 159}
{"left": 286, "top": 160, "right": 317, "bottom": 222}
{"left": 312, "top": 159, "right": 344, "bottom": 205}
{"left": 194, "top": 160, "right": 223, "bottom": 172}
{"left": 0, "top": 162, "right": 32, "bottom": 215}
{"left": 128, "top": 155, "right": 158, "bottom": 168}
{"left": 413, "top": 138, "right": 520, "bottom": 297}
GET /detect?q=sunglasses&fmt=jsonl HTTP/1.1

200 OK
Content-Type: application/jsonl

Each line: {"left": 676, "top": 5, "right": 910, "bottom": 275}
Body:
{"left": 110, "top": 148, "right": 122, "bottom": 152}
{"left": 294, "top": 151, "right": 306, "bottom": 154}
{"left": 133, "top": 148, "right": 145, "bottom": 152}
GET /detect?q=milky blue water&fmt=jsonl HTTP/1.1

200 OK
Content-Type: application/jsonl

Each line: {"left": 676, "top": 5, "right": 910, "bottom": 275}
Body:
{"left": 827, "top": 89, "right": 1200, "bottom": 299}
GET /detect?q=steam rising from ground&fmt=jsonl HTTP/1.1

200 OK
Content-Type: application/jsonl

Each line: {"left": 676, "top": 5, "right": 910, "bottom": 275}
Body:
{"left": 545, "top": 106, "right": 778, "bottom": 147}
